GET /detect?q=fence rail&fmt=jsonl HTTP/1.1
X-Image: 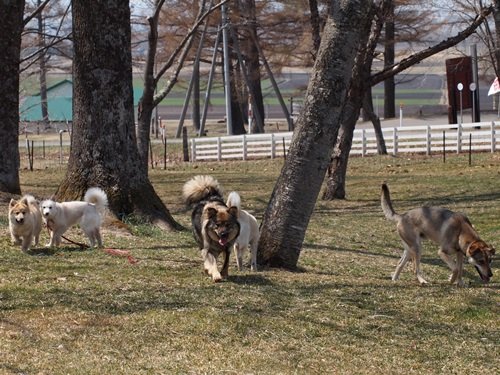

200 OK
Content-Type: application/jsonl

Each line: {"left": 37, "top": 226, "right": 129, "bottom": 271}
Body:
{"left": 190, "top": 121, "right": 500, "bottom": 161}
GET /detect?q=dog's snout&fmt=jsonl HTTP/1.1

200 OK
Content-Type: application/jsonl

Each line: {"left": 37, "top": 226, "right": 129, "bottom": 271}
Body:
{"left": 16, "top": 218, "right": 24, "bottom": 224}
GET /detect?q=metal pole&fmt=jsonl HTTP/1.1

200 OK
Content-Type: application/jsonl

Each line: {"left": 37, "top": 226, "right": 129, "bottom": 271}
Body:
{"left": 470, "top": 44, "right": 480, "bottom": 122}
{"left": 221, "top": 4, "right": 233, "bottom": 135}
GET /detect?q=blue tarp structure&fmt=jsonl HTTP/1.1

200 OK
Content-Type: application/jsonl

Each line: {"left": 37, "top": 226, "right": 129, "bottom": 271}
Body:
{"left": 20, "top": 79, "right": 143, "bottom": 122}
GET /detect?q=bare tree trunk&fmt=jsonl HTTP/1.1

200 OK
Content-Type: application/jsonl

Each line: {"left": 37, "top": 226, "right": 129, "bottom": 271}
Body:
{"left": 363, "top": 89, "right": 387, "bottom": 154}
{"left": 239, "top": 0, "right": 265, "bottom": 133}
{"left": 228, "top": 35, "right": 247, "bottom": 135}
{"left": 494, "top": 1, "right": 500, "bottom": 76}
{"left": 37, "top": 0, "right": 49, "bottom": 126}
{"left": 308, "top": 0, "right": 321, "bottom": 58}
{"left": 136, "top": 0, "right": 164, "bottom": 173}
{"left": 0, "top": 0, "right": 24, "bottom": 195}
{"left": 383, "top": 0, "right": 395, "bottom": 119}
{"left": 323, "top": 3, "right": 493, "bottom": 201}
{"left": 57, "top": 0, "right": 182, "bottom": 231}
{"left": 257, "top": 0, "right": 372, "bottom": 269}
{"left": 321, "top": 95, "right": 361, "bottom": 200}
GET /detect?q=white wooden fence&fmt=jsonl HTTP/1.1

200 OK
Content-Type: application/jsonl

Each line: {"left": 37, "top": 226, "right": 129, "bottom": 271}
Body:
{"left": 190, "top": 121, "right": 500, "bottom": 161}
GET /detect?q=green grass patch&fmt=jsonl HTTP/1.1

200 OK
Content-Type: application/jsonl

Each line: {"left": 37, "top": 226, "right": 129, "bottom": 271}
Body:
{"left": 1, "top": 153, "right": 499, "bottom": 374}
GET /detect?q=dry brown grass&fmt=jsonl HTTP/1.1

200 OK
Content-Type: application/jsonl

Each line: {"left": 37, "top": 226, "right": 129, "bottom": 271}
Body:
{"left": 1, "top": 153, "right": 499, "bottom": 374}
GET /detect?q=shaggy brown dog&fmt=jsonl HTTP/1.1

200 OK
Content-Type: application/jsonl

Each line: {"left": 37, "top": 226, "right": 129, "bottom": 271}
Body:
{"left": 183, "top": 175, "right": 240, "bottom": 282}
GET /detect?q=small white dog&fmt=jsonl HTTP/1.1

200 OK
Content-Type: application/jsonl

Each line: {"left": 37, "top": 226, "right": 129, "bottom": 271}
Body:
{"left": 226, "top": 191, "right": 260, "bottom": 271}
{"left": 9, "top": 195, "right": 43, "bottom": 252}
{"left": 41, "top": 187, "right": 108, "bottom": 248}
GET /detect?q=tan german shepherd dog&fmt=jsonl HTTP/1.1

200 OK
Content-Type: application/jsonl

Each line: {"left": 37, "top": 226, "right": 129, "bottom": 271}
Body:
{"left": 381, "top": 183, "right": 495, "bottom": 286}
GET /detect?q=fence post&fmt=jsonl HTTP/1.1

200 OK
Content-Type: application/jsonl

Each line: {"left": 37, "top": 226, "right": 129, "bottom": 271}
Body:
{"left": 442, "top": 130, "right": 446, "bottom": 163}
{"left": 492, "top": 121, "right": 496, "bottom": 153}
{"left": 426, "top": 125, "right": 431, "bottom": 155}
{"left": 217, "top": 137, "right": 222, "bottom": 161}
{"left": 242, "top": 134, "right": 247, "bottom": 161}
{"left": 456, "top": 123, "right": 462, "bottom": 154}
{"left": 59, "top": 130, "right": 64, "bottom": 164}
{"left": 362, "top": 129, "right": 366, "bottom": 157}
{"left": 191, "top": 138, "right": 196, "bottom": 162}
{"left": 392, "top": 128, "right": 398, "bottom": 156}
{"left": 271, "top": 133, "right": 275, "bottom": 159}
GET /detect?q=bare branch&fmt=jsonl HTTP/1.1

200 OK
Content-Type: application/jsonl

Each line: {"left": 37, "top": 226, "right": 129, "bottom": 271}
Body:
{"left": 154, "top": 0, "right": 230, "bottom": 84}
{"left": 370, "top": 5, "right": 494, "bottom": 86}
{"left": 23, "top": 0, "right": 51, "bottom": 26}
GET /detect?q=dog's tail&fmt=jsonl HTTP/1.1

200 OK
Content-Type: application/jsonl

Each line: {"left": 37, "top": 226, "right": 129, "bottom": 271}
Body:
{"left": 381, "top": 183, "right": 400, "bottom": 221}
{"left": 226, "top": 191, "right": 241, "bottom": 216}
{"left": 23, "top": 195, "right": 38, "bottom": 206}
{"left": 84, "top": 187, "right": 108, "bottom": 216}
{"left": 183, "top": 175, "right": 223, "bottom": 206}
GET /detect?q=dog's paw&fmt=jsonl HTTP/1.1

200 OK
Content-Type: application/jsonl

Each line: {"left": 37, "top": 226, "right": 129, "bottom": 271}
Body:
{"left": 212, "top": 272, "right": 223, "bottom": 282}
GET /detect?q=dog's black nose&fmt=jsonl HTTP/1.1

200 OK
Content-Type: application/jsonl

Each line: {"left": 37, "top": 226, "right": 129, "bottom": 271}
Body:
{"left": 16, "top": 218, "right": 24, "bottom": 223}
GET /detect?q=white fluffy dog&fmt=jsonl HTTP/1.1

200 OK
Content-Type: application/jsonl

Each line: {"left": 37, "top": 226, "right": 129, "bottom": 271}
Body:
{"left": 226, "top": 191, "right": 260, "bottom": 271}
{"left": 41, "top": 187, "right": 108, "bottom": 248}
{"left": 9, "top": 195, "right": 43, "bottom": 252}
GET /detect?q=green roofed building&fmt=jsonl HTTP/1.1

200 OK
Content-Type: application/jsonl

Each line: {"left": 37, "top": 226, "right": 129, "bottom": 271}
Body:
{"left": 20, "top": 79, "right": 73, "bottom": 122}
{"left": 20, "top": 79, "right": 143, "bottom": 122}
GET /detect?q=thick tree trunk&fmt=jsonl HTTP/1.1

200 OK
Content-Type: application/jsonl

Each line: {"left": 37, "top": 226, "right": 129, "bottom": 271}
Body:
{"left": 322, "top": 96, "right": 361, "bottom": 200}
{"left": 257, "top": 0, "right": 372, "bottom": 269}
{"left": 0, "top": 0, "right": 24, "bottom": 195}
{"left": 57, "top": 0, "right": 182, "bottom": 231}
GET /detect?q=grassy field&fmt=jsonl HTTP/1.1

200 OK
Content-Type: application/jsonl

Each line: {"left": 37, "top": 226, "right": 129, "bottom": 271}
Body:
{"left": 1, "top": 153, "right": 499, "bottom": 374}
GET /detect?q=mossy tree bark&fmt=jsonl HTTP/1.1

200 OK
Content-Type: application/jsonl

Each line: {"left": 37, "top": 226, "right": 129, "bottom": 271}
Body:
{"left": 56, "top": 0, "right": 183, "bottom": 231}
{"left": 0, "top": 0, "right": 25, "bottom": 195}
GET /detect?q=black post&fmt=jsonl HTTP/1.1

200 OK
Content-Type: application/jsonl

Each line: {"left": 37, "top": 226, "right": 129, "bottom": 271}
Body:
{"left": 469, "top": 133, "right": 472, "bottom": 166}
{"left": 163, "top": 136, "right": 167, "bottom": 170}
{"left": 182, "top": 126, "right": 189, "bottom": 162}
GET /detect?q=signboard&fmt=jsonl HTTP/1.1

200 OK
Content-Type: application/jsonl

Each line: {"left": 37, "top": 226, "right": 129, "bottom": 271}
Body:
{"left": 487, "top": 77, "right": 500, "bottom": 96}
{"left": 445, "top": 57, "right": 473, "bottom": 124}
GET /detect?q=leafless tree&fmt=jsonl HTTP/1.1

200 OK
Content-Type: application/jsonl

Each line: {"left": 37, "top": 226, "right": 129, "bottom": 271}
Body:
{"left": 257, "top": 0, "right": 373, "bottom": 269}
{"left": 322, "top": 3, "right": 493, "bottom": 200}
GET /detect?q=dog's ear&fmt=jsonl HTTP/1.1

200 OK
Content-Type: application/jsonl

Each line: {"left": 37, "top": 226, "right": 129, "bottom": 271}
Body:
{"left": 491, "top": 247, "right": 496, "bottom": 255}
{"left": 206, "top": 207, "right": 218, "bottom": 219}
{"left": 466, "top": 242, "right": 479, "bottom": 257}
{"left": 466, "top": 241, "right": 489, "bottom": 257}
{"left": 9, "top": 198, "right": 16, "bottom": 208}
{"left": 228, "top": 206, "right": 238, "bottom": 218}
